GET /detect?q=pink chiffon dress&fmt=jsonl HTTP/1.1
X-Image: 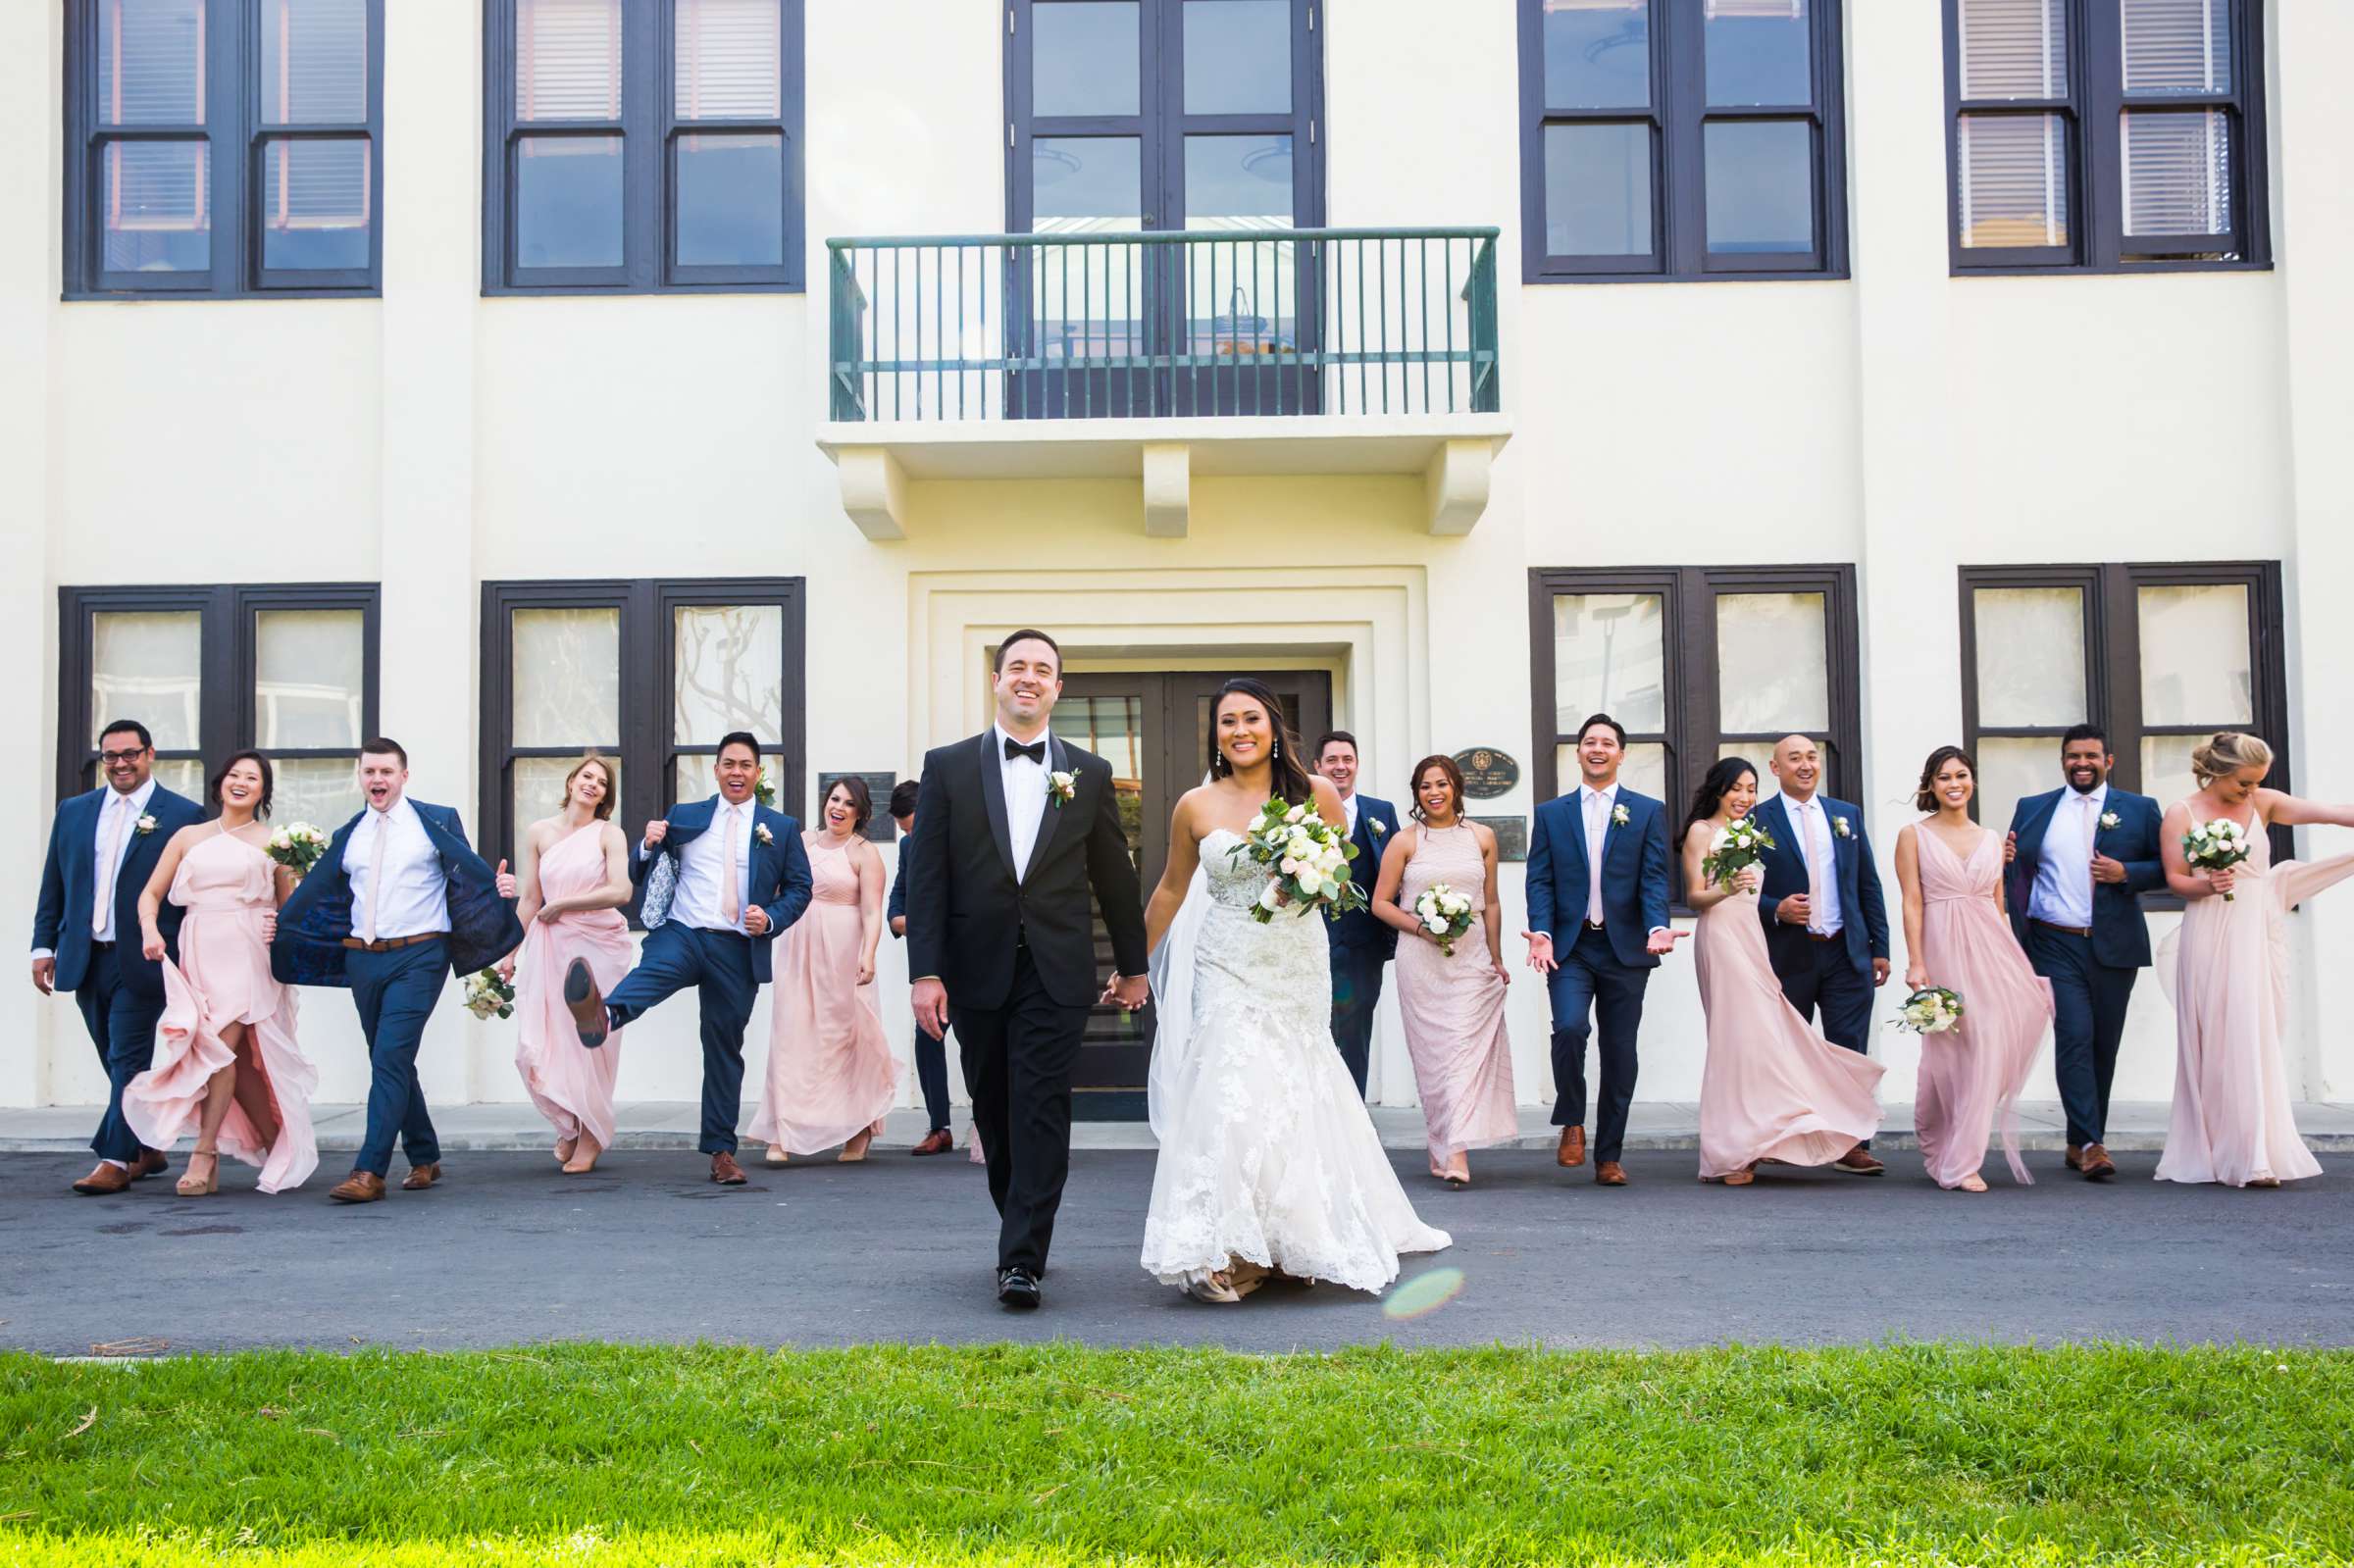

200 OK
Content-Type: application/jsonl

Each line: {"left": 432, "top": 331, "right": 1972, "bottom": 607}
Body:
{"left": 1392, "top": 824, "right": 1518, "bottom": 1165}
{"left": 1912, "top": 824, "right": 2054, "bottom": 1189}
{"left": 125, "top": 829, "right": 318, "bottom": 1193}
{"left": 752, "top": 831, "right": 900, "bottom": 1155}
{"left": 513, "top": 823, "right": 631, "bottom": 1154}
{"left": 1693, "top": 876, "right": 1883, "bottom": 1179}
{"left": 2157, "top": 814, "right": 2354, "bottom": 1187}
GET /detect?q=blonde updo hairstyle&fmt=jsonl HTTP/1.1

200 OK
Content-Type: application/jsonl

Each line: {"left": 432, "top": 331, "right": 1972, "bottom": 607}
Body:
{"left": 2190, "top": 732, "right": 2273, "bottom": 789}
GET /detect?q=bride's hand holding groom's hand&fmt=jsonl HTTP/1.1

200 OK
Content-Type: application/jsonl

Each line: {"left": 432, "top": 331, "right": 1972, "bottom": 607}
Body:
{"left": 1098, "top": 973, "right": 1151, "bottom": 1012}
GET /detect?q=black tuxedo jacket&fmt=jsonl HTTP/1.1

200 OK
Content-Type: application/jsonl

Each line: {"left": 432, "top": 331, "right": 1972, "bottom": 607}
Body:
{"left": 905, "top": 730, "right": 1148, "bottom": 1010}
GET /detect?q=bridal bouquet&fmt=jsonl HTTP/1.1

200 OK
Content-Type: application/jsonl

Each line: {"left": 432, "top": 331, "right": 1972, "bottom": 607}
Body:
{"left": 463, "top": 967, "right": 516, "bottom": 1022}
{"left": 1894, "top": 986, "right": 1966, "bottom": 1035}
{"left": 1229, "top": 798, "right": 1366, "bottom": 924}
{"left": 1413, "top": 883, "right": 1476, "bottom": 956}
{"left": 264, "top": 821, "right": 331, "bottom": 877}
{"left": 1701, "top": 817, "right": 1777, "bottom": 890}
{"left": 2182, "top": 817, "right": 2252, "bottom": 901}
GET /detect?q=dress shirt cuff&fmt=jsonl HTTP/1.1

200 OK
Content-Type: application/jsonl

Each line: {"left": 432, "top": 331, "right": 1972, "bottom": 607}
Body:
{"left": 1647, "top": 926, "right": 1671, "bottom": 937}
{"left": 30, "top": 947, "right": 54, "bottom": 962}
{"left": 912, "top": 975, "right": 942, "bottom": 984}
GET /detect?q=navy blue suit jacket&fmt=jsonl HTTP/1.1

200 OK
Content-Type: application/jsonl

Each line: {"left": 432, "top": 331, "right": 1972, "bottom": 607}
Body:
{"left": 1325, "top": 794, "right": 1401, "bottom": 960}
{"left": 888, "top": 836, "right": 910, "bottom": 934}
{"left": 2005, "top": 786, "right": 2165, "bottom": 969}
{"left": 633, "top": 795, "right": 813, "bottom": 986}
{"left": 1748, "top": 793, "right": 1890, "bottom": 979}
{"left": 32, "top": 784, "right": 207, "bottom": 996}
{"left": 1525, "top": 785, "right": 1672, "bottom": 970}
{"left": 272, "top": 800, "right": 525, "bottom": 987}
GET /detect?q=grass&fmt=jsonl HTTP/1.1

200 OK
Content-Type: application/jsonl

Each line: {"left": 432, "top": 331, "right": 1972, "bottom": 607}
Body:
{"left": 1, "top": 1342, "right": 2349, "bottom": 1566}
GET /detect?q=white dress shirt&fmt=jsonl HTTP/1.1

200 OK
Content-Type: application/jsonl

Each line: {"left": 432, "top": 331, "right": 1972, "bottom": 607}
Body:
{"left": 666, "top": 797, "right": 756, "bottom": 934}
{"left": 997, "top": 724, "right": 1050, "bottom": 883}
{"left": 1781, "top": 793, "right": 1844, "bottom": 937}
{"left": 2028, "top": 783, "right": 2106, "bottom": 930}
{"left": 341, "top": 796, "right": 449, "bottom": 940}
{"left": 1580, "top": 783, "right": 1618, "bottom": 927}
{"left": 82, "top": 777, "right": 156, "bottom": 947}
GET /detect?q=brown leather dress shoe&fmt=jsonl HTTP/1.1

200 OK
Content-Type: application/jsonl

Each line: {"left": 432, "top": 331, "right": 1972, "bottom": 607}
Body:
{"left": 910, "top": 1128, "right": 954, "bottom": 1156}
{"left": 1594, "top": 1160, "right": 1628, "bottom": 1187}
{"left": 1557, "top": 1126, "right": 1586, "bottom": 1168}
{"left": 563, "top": 957, "right": 609, "bottom": 1048}
{"left": 710, "top": 1151, "right": 747, "bottom": 1185}
{"left": 1833, "top": 1145, "right": 1885, "bottom": 1176}
{"left": 2065, "top": 1144, "right": 2084, "bottom": 1172}
{"left": 72, "top": 1161, "right": 134, "bottom": 1195}
{"left": 401, "top": 1162, "right": 441, "bottom": 1191}
{"left": 2079, "top": 1142, "right": 2118, "bottom": 1181}
{"left": 330, "top": 1171, "right": 387, "bottom": 1203}
{"left": 130, "top": 1148, "right": 170, "bottom": 1180}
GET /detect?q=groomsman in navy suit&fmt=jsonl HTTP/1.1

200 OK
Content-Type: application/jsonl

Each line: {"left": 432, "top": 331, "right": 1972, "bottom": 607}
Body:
{"left": 1313, "top": 731, "right": 1399, "bottom": 1096}
{"left": 2002, "top": 724, "right": 2165, "bottom": 1182}
{"left": 888, "top": 778, "right": 956, "bottom": 1153}
{"left": 1522, "top": 714, "right": 1681, "bottom": 1186}
{"left": 30, "top": 720, "right": 206, "bottom": 1194}
{"left": 274, "top": 737, "right": 523, "bottom": 1203}
{"left": 1749, "top": 733, "right": 1891, "bottom": 1175}
{"left": 564, "top": 732, "right": 812, "bottom": 1185}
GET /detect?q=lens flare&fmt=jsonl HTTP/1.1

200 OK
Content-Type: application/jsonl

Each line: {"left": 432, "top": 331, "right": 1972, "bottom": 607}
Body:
{"left": 1381, "top": 1265, "right": 1465, "bottom": 1321}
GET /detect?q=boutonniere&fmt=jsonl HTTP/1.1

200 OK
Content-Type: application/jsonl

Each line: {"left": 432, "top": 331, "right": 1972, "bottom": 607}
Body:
{"left": 1611, "top": 804, "right": 1630, "bottom": 829}
{"left": 134, "top": 813, "right": 158, "bottom": 836}
{"left": 1833, "top": 816, "right": 1853, "bottom": 839}
{"left": 1048, "top": 770, "right": 1078, "bottom": 808}
{"left": 2100, "top": 811, "right": 2121, "bottom": 832}
{"left": 1369, "top": 817, "right": 1388, "bottom": 837}
{"left": 753, "top": 823, "right": 774, "bottom": 846}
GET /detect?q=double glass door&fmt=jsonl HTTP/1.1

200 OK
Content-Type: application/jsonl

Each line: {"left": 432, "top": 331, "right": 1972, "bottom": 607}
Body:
{"left": 1051, "top": 669, "right": 1334, "bottom": 1116}
{"left": 1006, "top": 0, "right": 1323, "bottom": 416}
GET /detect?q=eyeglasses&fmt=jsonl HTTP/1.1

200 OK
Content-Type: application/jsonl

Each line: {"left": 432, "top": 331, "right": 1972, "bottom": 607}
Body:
{"left": 98, "top": 748, "right": 150, "bottom": 765}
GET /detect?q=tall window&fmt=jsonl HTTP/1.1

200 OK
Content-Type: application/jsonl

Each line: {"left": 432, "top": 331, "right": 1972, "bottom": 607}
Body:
{"left": 1960, "top": 562, "right": 2289, "bottom": 845}
{"left": 1517, "top": 0, "right": 1849, "bottom": 281}
{"left": 1945, "top": 0, "right": 2269, "bottom": 271}
{"left": 64, "top": 0, "right": 384, "bottom": 298}
{"left": 57, "top": 584, "right": 380, "bottom": 824}
{"left": 479, "top": 580, "right": 804, "bottom": 864}
{"left": 484, "top": 0, "right": 804, "bottom": 292}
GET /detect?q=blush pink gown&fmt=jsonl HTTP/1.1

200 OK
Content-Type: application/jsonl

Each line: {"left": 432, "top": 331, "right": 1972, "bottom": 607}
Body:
{"left": 753, "top": 832, "right": 900, "bottom": 1155}
{"left": 1912, "top": 825, "right": 2054, "bottom": 1189}
{"left": 125, "top": 830, "right": 318, "bottom": 1193}
{"left": 1693, "top": 876, "right": 1883, "bottom": 1179}
{"left": 2157, "top": 817, "right": 2354, "bottom": 1187}
{"left": 1393, "top": 825, "right": 1518, "bottom": 1165}
{"left": 513, "top": 823, "right": 631, "bottom": 1154}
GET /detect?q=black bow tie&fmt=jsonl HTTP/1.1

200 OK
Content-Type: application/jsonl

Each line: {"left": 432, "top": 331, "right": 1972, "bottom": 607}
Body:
{"left": 1003, "top": 736, "right": 1047, "bottom": 765}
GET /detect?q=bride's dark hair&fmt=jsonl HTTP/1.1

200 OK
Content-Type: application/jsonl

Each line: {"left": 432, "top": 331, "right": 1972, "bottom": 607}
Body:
{"left": 1207, "top": 678, "right": 1317, "bottom": 806}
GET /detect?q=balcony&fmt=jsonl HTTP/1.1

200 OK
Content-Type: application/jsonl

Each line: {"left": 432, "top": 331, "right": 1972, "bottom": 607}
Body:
{"left": 817, "top": 228, "right": 1510, "bottom": 539}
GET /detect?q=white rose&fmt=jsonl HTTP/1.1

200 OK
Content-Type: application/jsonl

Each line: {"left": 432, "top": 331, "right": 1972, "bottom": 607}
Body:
{"left": 1285, "top": 804, "right": 1306, "bottom": 823}
{"left": 1423, "top": 915, "right": 1448, "bottom": 934}
{"left": 1297, "top": 872, "right": 1323, "bottom": 898}
{"left": 1280, "top": 856, "right": 1300, "bottom": 875}
{"left": 1258, "top": 883, "right": 1282, "bottom": 911}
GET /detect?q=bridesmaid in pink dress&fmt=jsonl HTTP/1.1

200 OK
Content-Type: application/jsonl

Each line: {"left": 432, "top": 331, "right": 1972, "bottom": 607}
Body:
{"left": 1371, "top": 755, "right": 1516, "bottom": 1188}
{"left": 2156, "top": 732, "right": 2354, "bottom": 1188}
{"left": 498, "top": 754, "right": 635, "bottom": 1175}
{"left": 755, "top": 776, "right": 899, "bottom": 1164}
{"left": 126, "top": 752, "right": 316, "bottom": 1195}
{"left": 1681, "top": 758, "right": 1882, "bottom": 1185}
{"left": 1896, "top": 746, "right": 2054, "bottom": 1192}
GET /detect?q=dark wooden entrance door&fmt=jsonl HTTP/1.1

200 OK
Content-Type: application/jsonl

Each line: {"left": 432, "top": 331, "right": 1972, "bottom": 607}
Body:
{"left": 1050, "top": 668, "right": 1334, "bottom": 1118}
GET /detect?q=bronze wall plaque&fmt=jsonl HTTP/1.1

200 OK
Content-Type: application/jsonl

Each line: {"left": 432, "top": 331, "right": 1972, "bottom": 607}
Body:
{"left": 1453, "top": 747, "right": 1521, "bottom": 801}
{"left": 1469, "top": 815, "right": 1528, "bottom": 862}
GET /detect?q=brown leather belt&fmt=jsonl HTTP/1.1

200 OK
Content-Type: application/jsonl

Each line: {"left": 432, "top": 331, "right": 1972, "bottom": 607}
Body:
{"left": 2030, "top": 918, "right": 2093, "bottom": 938}
{"left": 341, "top": 932, "right": 449, "bottom": 952}
{"left": 1808, "top": 932, "right": 1840, "bottom": 943}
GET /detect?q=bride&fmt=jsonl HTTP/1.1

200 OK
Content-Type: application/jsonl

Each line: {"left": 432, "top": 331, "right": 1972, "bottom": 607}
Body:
{"left": 1136, "top": 679, "right": 1452, "bottom": 1303}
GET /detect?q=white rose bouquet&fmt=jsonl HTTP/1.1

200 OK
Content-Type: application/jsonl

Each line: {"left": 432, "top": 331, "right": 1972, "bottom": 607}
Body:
{"left": 463, "top": 967, "right": 516, "bottom": 1022}
{"left": 1228, "top": 798, "right": 1366, "bottom": 925}
{"left": 1412, "top": 883, "right": 1476, "bottom": 957}
{"left": 264, "top": 821, "right": 332, "bottom": 877}
{"left": 1894, "top": 986, "right": 1965, "bottom": 1035}
{"left": 1701, "top": 817, "right": 1777, "bottom": 891}
{"left": 2182, "top": 817, "right": 2252, "bottom": 902}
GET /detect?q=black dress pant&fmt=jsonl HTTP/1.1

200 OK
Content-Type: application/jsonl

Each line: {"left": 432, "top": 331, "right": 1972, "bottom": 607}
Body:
{"left": 952, "top": 942, "right": 1091, "bottom": 1275}
{"left": 1546, "top": 926, "right": 1651, "bottom": 1164}
{"left": 1328, "top": 942, "right": 1386, "bottom": 1097}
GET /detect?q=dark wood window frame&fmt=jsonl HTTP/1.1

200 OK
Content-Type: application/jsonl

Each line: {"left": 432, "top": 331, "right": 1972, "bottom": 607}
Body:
{"left": 1941, "top": 0, "right": 2271, "bottom": 276}
{"left": 481, "top": 0, "right": 806, "bottom": 295}
{"left": 62, "top": 0, "right": 387, "bottom": 300}
{"left": 1515, "top": 0, "right": 1850, "bottom": 283}
{"left": 56, "top": 582, "right": 383, "bottom": 802}
{"left": 478, "top": 577, "right": 806, "bottom": 874}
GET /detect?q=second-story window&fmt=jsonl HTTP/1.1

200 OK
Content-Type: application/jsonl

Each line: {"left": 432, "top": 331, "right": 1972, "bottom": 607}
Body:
{"left": 485, "top": 0, "right": 804, "bottom": 293}
{"left": 1516, "top": 0, "right": 1849, "bottom": 282}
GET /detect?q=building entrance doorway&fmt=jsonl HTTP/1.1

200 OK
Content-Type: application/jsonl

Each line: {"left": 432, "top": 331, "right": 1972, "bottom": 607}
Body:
{"left": 1049, "top": 667, "right": 1334, "bottom": 1117}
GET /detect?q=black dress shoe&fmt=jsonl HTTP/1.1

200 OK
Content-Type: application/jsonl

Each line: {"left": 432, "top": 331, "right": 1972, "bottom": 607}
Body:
{"left": 997, "top": 1267, "right": 1042, "bottom": 1310}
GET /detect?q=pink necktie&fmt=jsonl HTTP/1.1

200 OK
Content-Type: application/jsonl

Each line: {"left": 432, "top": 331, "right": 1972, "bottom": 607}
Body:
{"left": 1585, "top": 791, "right": 1606, "bottom": 926}
{"left": 1805, "top": 803, "right": 1826, "bottom": 934}
{"left": 361, "top": 809, "right": 388, "bottom": 942}
{"left": 92, "top": 797, "right": 129, "bottom": 936}
{"left": 720, "top": 806, "right": 742, "bottom": 926}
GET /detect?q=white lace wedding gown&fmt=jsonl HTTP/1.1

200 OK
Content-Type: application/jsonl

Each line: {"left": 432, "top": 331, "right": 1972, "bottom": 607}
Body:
{"left": 1140, "top": 829, "right": 1453, "bottom": 1294}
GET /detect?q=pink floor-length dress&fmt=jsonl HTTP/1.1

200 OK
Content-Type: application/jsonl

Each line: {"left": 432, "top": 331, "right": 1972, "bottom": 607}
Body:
{"left": 1393, "top": 825, "right": 1518, "bottom": 1164}
{"left": 1912, "top": 825, "right": 2054, "bottom": 1189}
{"left": 1693, "top": 876, "right": 1883, "bottom": 1179}
{"left": 753, "top": 832, "right": 900, "bottom": 1154}
{"left": 513, "top": 823, "right": 631, "bottom": 1154}
{"left": 2157, "top": 818, "right": 2354, "bottom": 1187}
{"left": 125, "top": 831, "right": 318, "bottom": 1193}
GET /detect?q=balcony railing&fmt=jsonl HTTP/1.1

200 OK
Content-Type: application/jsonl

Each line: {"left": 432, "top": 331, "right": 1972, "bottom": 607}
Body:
{"left": 826, "top": 227, "right": 1501, "bottom": 424}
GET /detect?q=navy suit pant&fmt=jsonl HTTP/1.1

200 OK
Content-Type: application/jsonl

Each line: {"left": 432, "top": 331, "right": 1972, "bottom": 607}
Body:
{"left": 2026, "top": 922, "right": 2138, "bottom": 1148}
{"left": 913, "top": 1024, "right": 952, "bottom": 1132}
{"left": 1770, "top": 931, "right": 1878, "bottom": 1145}
{"left": 1329, "top": 942, "right": 1387, "bottom": 1097}
{"left": 607, "top": 924, "right": 758, "bottom": 1155}
{"left": 347, "top": 939, "right": 448, "bottom": 1178}
{"left": 1546, "top": 926, "right": 1651, "bottom": 1164}
{"left": 76, "top": 943, "right": 165, "bottom": 1164}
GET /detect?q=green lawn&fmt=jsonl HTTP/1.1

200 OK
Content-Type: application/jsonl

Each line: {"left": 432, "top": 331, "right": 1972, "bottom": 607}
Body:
{"left": 2, "top": 1342, "right": 2348, "bottom": 1566}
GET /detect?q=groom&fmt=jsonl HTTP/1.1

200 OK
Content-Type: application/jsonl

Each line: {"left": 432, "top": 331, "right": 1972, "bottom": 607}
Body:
{"left": 905, "top": 630, "right": 1148, "bottom": 1309}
